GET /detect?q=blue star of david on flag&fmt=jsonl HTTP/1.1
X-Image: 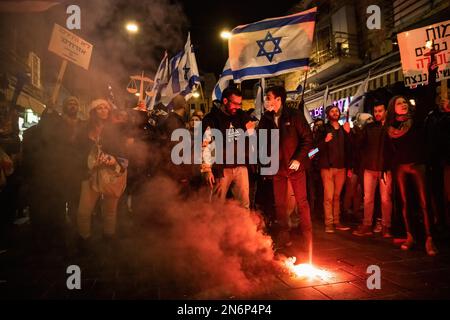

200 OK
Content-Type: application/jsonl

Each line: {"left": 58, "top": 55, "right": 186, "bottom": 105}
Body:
{"left": 228, "top": 7, "right": 317, "bottom": 82}
{"left": 256, "top": 31, "right": 282, "bottom": 62}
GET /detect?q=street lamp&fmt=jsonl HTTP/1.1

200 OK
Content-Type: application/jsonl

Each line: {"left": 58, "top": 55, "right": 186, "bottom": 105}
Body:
{"left": 220, "top": 30, "right": 231, "bottom": 61}
{"left": 220, "top": 30, "right": 231, "bottom": 40}
{"left": 126, "top": 22, "right": 139, "bottom": 33}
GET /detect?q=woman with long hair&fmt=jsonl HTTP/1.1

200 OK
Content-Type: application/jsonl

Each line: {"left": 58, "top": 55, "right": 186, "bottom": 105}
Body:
{"left": 76, "top": 99, "right": 127, "bottom": 249}
{"left": 386, "top": 95, "right": 437, "bottom": 256}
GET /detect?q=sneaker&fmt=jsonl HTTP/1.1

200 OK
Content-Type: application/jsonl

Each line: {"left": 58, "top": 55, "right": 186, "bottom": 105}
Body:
{"left": 373, "top": 219, "right": 382, "bottom": 233}
{"left": 425, "top": 236, "right": 438, "bottom": 256}
{"left": 335, "top": 223, "right": 350, "bottom": 231}
{"left": 382, "top": 226, "right": 392, "bottom": 238}
{"left": 325, "top": 226, "right": 335, "bottom": 233}
{"left": 401, "top": 233, "right": 414, "bottom": 250}
{"left": 352, "top": 225, "right": 373, "bottom": 236}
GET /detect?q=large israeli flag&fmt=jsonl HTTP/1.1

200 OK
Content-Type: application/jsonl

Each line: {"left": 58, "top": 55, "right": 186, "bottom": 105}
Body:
{"left": 212, "top": 59, "right": 233, "bottom": 101}
{"left": 146, "top": 51, "right": 169, "bottom": 110}
{"left": 229, "top": 7, "right": 317, "bottom": 82}
{"left": 160, "top": 33, "right": 200, "bottom": 105}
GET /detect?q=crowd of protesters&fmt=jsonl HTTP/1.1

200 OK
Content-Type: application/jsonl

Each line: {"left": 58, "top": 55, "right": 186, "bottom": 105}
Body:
{"left": 0, "top": 66, "right": 449, "bottom": 259}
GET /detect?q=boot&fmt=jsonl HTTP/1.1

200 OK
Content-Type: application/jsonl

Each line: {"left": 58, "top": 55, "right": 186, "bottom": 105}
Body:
{"left": 401, "top": 232, "right": 414, "bottom": 250}
{"left": 425, "top": 236, "right": 438, "bottom": 256}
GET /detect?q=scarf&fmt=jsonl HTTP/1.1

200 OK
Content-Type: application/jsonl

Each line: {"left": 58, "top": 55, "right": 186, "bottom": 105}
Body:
{"left": 388, "top": 114, "right": 413, "bottom": 139}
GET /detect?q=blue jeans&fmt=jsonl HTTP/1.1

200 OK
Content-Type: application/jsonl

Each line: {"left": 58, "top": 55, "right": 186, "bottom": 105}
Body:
{"left": 363, "top": 170, "right": 392, "bottom": 227}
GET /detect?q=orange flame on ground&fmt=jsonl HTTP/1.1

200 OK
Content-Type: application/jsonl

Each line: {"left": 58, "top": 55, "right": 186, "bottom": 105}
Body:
{"left": 283, "top": 257, "right": 332, "bottom": 281}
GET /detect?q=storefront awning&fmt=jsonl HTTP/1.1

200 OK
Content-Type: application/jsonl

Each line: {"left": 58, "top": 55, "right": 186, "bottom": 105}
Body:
{"left": 329, "top": 67, "right": 403, "bottom": 101}
{"left": 305, "top": 66, "right": 403, "bottom": 111}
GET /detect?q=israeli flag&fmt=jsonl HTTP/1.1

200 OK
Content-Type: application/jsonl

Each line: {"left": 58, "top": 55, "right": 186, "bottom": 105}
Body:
{"left": 322, "top": 85, "right": 331, "bottom": 107}
{"left": 347, "top": 75, "right": 370, "bottom": 117}
{"left": 147, "top": 51, "right": 169, "bottom": 110}
{"left": 229, "top": 7, "right": 317, "bottom": 82}
{"left": 160, "top": 33, "right": 200, "bottom": 105}
{"left": 212, "top": 59, "right": 233, "bottom": 101}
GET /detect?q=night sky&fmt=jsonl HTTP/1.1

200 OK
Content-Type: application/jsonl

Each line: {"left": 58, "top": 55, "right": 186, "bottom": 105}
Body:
{"left": 179, "top": 0, "right": 301, "bottom": 75}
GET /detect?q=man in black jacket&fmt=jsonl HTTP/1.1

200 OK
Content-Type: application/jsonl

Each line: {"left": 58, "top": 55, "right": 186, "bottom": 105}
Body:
{"left": 158, "top": 95, "right": 191, "bottom": 184}
{"left": 258, "top": 86, "right": 313, "bottom": 250}
{"left": 201, "top": 87, "right": 254, "bottom": 209}
{"left": 425, "top": 90, "right": 450, "bottom": 229}
{"left": 353, "top": 102, "right": 393, "bottom": 237}
{"left": 317, "top": 105, "right": 352, "bottom": 233}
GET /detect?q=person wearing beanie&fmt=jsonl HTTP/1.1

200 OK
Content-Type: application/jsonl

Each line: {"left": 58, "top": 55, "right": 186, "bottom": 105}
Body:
{"left": 316, "top": 104, "right": 353, "bottom": 233}
{"left": 62, "top": 96, "right": 80, "bottom": 118}
{"left": 76, "top": 98, "right": 127, "bottom": 252}
{"left": 58, "top": 96, "right": 83, "bottom": 229}
{"left": 23, "top": 94, "right": 84, "bottom": 253}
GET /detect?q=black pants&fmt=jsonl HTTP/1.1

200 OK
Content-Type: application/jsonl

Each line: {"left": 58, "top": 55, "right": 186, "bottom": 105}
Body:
{"left": 396, "top": 163, "right": 431, "bottom": 237}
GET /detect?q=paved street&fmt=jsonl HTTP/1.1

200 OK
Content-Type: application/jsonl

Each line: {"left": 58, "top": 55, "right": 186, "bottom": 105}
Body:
{"left": 1, "top": 213, "right": 450, "bottom": 300}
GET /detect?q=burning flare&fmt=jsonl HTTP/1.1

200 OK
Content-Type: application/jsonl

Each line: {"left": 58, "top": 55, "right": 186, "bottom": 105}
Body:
{"left": 284, "top": 257, "right": 332, "bottom": 281}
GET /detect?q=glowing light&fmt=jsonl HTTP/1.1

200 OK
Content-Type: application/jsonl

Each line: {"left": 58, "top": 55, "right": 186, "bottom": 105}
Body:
{"left": 220, "top": 30, "right": 231, "bottom": 40}
{"left": 192, "top": 92, "right": 200, "bottom": 98}
{"left": 135, "top": 92, "right": 140, "bottom": 97}
{"left": 284, "top": 257, "right": 332, "bottom": 281}
{"left": 409, "top": 99, "right": 416, "bottom": 106}
{"left": 126, "top": 22, "right": 139, "bottom": 33}
{"left": 425, "top": 41, "right": 433, "bottom": 49}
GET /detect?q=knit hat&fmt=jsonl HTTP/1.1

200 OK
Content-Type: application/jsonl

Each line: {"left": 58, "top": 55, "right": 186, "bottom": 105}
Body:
{"left": 63, "top": 96, "right": 80, "bottom": 108}
{"left": 89, "top": 99, "right": 111, "bottom": 112}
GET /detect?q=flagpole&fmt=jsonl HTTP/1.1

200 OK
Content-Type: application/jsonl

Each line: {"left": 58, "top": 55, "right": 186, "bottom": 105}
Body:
{"left": 198, "top": 81, "right": 207, "bottom": 111}
{"left": 258, "top": 78, "right": 265, "bottom": 119}
{"left": 300, "top": 68, "right": 309, "bottom": 103}
{"left": 199, "top": 81, "right": 205, "bottom": 101}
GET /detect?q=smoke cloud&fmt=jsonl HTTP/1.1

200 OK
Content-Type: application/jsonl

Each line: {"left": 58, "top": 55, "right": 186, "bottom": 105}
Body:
{"left": 0, "top": 0, "right": 189, "bottom": 109}
{"left": 72, "top": 0, "right": 189, "bottom": 107}
{"left": 133, "top": 175, "right": 278, "bottom": 298}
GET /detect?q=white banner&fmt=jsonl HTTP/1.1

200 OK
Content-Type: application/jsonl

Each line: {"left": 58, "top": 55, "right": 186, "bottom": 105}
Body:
{"left": 397, "top": 19, "right": 450, "bottom": 87}
{"left": 48, "top": 24, "right": 93, "bottom": 70}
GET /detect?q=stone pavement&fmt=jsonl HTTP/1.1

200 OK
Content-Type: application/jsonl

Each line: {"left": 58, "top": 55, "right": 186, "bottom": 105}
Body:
{"left": 1, "top": 216, "right": 450, "bottom": 300}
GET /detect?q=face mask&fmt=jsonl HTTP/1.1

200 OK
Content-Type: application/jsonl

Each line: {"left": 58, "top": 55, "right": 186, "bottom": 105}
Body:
{"left": 264, "top": 100, "right": 274, "bottom": 112}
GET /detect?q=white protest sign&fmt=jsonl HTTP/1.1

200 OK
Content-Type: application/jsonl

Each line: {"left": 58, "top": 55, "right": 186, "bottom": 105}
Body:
{"left": 397, "top": 19, "right": 450, "bottom": 87}
{"left": 48, "top": 23, "right": 93, "bottom": 70}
